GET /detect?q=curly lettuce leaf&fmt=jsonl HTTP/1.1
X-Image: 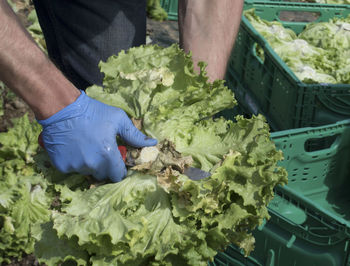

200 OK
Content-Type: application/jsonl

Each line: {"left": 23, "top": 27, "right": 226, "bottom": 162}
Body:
{"left": 0, "top": 112, "right": 54, "bottom": 264}
{"left": 0, "top": 114, "right": 41, "bottom": 163}
{"left": 146, "top": 0, "right": 168, "bottom": 21}
{"left": 51, "top": 173, "right": 214, "bottom": 266}
{"left": 299, "top": 16, "right": 350, "bottom": 83}
{"left": 334, "top": 51, "right": 350, "bottom": 83}
{"left": 300, "top": 17, "right": 350, "bottom": 51}
{"left": 157, "top": 116, "right": 287, "bottom": 256}
{"left": 272, "top": 39, "right": 336, "bottom": 76}
{"left": 0, "top": 175, "right": 51, "bottom": 264}
{"left": 32, "top": 222, "right": 88, "bottom": 266}
{"left": 86, "top": 44, "right": 235, "bottom": 120}
{"left": 244, "top": 9, "right": 297, "bottom": 44}
{"left": 27, "top": 10, "right": 47, "bottom": 52}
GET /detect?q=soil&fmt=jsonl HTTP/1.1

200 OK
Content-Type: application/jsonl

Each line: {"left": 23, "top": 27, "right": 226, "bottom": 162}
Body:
{"left": 147, "top": 18, "right": 179, "bottom": 47}
{"left": 5, "top": 255, "right": 40, "bottom": 266}
{"left": 0, "top": 91, "right": 34, "bottom": 132}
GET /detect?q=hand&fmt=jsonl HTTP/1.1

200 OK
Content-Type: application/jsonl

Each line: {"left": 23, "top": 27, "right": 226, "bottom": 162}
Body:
{"left": 37, "top": 91, "right": 157, "bottom": 182}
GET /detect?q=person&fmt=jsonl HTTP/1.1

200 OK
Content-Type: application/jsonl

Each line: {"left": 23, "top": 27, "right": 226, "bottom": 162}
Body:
{"left": 0, "top": 0, "right": 244, "bottom": 182}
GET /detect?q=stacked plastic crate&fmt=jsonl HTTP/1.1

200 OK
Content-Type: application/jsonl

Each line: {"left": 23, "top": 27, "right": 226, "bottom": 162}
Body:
{"left": 160, "top": 0, "right": 178, "bottom": 20}
{"left": 216, "top": 1, "right": 350, "bottom": 265}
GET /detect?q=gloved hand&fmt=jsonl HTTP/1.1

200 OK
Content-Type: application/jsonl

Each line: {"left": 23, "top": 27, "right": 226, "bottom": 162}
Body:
{"left": 37, "top": 91, "right": 157, "bottom": 182}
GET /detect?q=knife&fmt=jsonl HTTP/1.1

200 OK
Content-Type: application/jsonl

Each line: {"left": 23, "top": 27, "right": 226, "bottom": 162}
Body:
{"left": 39, "top": 135, "right": 209, "bottom": 180}
{"left": 118, "top": 145, "right": 210, "bottom": 181}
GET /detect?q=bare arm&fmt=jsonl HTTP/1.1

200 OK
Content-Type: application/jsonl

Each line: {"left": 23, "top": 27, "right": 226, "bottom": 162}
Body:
{"left": 0, "top": 0, "right": 80, "bottom": 120}
{"left": 178, "top": 0, "right": 244, "bottom": 82}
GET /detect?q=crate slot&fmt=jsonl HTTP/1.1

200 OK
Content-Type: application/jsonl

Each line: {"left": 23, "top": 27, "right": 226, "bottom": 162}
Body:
{"left": 304, "top": 134, "right": 339, "bottom": 152}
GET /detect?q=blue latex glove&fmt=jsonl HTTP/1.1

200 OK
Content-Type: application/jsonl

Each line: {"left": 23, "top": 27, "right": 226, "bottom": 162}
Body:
{"left": 37, "top": 91, "right": 157, "bottom": 182}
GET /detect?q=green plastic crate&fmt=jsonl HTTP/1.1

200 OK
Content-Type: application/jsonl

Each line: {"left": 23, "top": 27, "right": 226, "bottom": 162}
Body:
{"left": 271, "top": 118, "right": 350, "bottom": 229}
{"left": 226, "top": 1, "right": 350, "bottom": 130}
{"left": 160, "top": 0, "right": 178, "bottom": 20}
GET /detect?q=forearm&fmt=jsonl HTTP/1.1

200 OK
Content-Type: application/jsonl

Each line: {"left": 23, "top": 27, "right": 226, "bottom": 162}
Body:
{"left": 0, "top": 0, "right": 80, "bottom": 120}
{"left": 178, "top": 0, "right": 244, "bottom": 81}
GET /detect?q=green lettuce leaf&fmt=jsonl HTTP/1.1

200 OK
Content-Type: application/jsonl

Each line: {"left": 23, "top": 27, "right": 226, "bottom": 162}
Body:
{"left": 32, "top": 222, "right": 88, "bottom": 266}
{"left": 146, "top": 0, "right": 168, "bottom": 21}
{"left": 334, "top": 51, "right": 350, "bottom": 83}
{"left": 300, "top": 17, "right": 350, "bottom": 51}
{"left": 0, "top": 114, "right": 41, "bottom": 163}
{"left": 293, "top": 65, "right": 337, "bottom": 84}
{"left": 299, "top": 16, "right": 350, "bottom": 83}
{"left": 244, "top": 9, "right": 297, "bottom": 44}
{"left": 157, "top": 116, "right": 287, "bottom": 256}
{"left": 0, "top": 174, "right": 51, "bottom": 264}
{"left": 299, "top": 21, "right": 340, "bottom": 50}
{"left": 52, "top": 173, "right": 213, "bottom": 265}
{"left": 0, "top": 113, "right": 53, "bottom": 264}
{"left": 27, "top": 10, "right": 47, "bottom": 52}
{"left": 272, "top": 39, "right": 335, "bottom": 72}
{"left": 86, "top": 44, "right": 235, "bottom": 120}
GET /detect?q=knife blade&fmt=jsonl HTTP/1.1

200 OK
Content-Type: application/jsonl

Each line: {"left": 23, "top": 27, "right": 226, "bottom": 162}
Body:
{"left": 183, "top": 167, "right": 211, "bottom": 181}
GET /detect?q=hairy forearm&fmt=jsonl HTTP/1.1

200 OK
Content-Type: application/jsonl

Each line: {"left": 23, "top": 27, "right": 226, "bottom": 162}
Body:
{"left": 0, "top": 0, "right": 80, "bottom": 119}
{"left": 178, "top": 0, "right": 244, "bottom": 81}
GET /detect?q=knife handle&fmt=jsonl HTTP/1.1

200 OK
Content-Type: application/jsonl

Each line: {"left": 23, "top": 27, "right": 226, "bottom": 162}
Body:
{"left": 118, "top": 145, "right": 127, "bottom": 162}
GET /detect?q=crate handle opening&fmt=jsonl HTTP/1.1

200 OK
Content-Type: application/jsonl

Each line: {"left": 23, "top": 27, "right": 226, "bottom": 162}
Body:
{"left": 252, "top": 42, "right": 265, "bottom": 65}
{"left": 278, "top": 11, "right": 320, "bottom": 23}
{"left": 304, "top": 134, "right": 340, "bottom": 153}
